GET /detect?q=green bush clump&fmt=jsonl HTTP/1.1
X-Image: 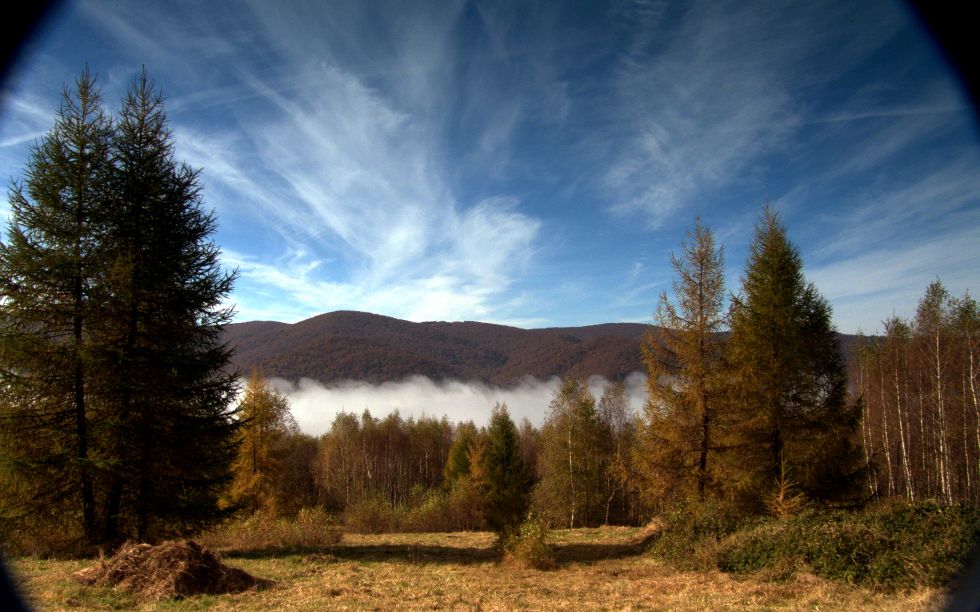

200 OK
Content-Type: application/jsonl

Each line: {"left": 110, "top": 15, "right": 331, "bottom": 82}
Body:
{"left": 646, "top": 500, "right": 749, "bottom": 570}
{"left": 401, "top": 481, "right": 486, "bottom": 533}
{"left": 502, "top": 513, "right": 555, "bottom": 570}
{"left": 713, "top": 500, "right": 980, "bottom": 589}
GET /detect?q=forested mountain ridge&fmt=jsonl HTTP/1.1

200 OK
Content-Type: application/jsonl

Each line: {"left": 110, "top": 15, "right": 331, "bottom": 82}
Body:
{"left": 222, "top": 310, "right": 862, "bottom": 385}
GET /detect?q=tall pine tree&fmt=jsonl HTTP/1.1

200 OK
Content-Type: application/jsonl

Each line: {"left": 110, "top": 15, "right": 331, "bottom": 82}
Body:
{"left": 0, "top": 70, "right": 239, "bottom": 548}
{"left": 0, "top": 70, "right": 113, "bottom": 546}
{"left": 97, "top": 72, "right": 239, "bottom": 541}
{"left": 725, "top": 207, "right": 863, "bottom": 511}
{"left": 481, "top": 403, "right": 529, "bottom": 534}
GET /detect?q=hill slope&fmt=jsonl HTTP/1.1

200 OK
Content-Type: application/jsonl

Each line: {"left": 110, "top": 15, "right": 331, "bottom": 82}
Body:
{"left": 223, "top": 310, "right": 863, "bottom": 386}
{"left": 223, "top": 311, "right": 649, "bottom": 385}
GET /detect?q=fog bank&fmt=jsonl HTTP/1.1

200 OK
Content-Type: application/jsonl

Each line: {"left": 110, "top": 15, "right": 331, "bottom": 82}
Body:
{"left": 269, "top": 372, "right": 648, "bottom": 436}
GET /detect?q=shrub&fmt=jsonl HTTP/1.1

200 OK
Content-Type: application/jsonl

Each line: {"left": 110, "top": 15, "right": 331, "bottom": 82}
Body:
{"left": 342, "top": 496, "right": 402, "bottom": 534}
{"left": 646, "top": 499, "right": 748, "bottom": 570}
{"left": 200, "top": 507, "right": 341, "bottom": 552}
{"left": 502, "top": 513, "right": 555, "bottom": 570}
{"left": 763, "top": 460, "right": 811, "bottom": 519}
{"left": 403, "top": 481, "right": 486, "bottom": 533}
{"left": 402, "top": 490, "right": 455, "bottom": 533}
{"left": 0, "top": 507, "right": 87, "bottom": 557}
{"left": 713, "top": 500, "right": 980, "bottom": 590}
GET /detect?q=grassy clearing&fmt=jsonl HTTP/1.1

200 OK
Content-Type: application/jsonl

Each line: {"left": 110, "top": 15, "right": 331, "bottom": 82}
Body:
{"left": 10, "top": 526, "right": 946, "bottom": 610}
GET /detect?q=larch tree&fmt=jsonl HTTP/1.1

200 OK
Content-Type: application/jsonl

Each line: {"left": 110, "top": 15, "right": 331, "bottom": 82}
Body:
{"left": 725, "top": 207, "right": 863, "bottom": 512}
{"left": 636, "top": 218, "right": 727, "bottom": 507}
{"left": 98, "top": 72, "right": 239, "bottom": 541}
{"left": 0, "top": 70, "right": 113, "bottom": 546}
{"left": 0, "top": 70, "right": 239, "bottom": 548}
{"left": 229, "top": 372, "right": 298, "bottom": 515}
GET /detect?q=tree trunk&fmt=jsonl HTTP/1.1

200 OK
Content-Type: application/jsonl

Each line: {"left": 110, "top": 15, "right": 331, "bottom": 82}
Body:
{"left": 879, "top": 360, "right": 895, "bottom": 496}
{"left": 894, "top": 356, "right": 914, "bottom": 500}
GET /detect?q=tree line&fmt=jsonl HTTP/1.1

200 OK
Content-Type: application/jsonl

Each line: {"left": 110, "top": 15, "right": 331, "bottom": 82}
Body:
{"left": 225, "top": 374, "right": 643, "bottom": 533}
{"left": 854, "top": 282, "right": 978, "bottom": 504}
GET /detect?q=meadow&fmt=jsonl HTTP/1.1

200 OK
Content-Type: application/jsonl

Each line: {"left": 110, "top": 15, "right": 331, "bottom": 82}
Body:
{"left": 12, "top": 526, "right": 945, "bottom": 610}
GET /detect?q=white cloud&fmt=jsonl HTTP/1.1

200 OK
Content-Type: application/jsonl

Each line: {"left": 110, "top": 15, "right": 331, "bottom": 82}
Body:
{"left": 144, "top": 3, "right": 546, "bottom": 325}
{"left": 604, "top": 3, "right": 802, "bottom": 227}
{"left": 602, "top": 1, "right": 905, "bottom": 229}
{"left": 270, "top": 372, "right": 648, "bottom": 436}
{"left": 808, "top": 224, "right": 978, "bottom": 334}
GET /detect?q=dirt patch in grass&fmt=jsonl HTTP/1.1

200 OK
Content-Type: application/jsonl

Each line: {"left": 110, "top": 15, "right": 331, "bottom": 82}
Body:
{"left": 72, "top": 540, "right": 272, "bottom": 601}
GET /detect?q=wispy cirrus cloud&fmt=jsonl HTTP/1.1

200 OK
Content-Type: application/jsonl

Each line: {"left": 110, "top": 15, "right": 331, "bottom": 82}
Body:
{"left": 602, "top": 1, "right": 906, "bottom": 229}
{"left": 70, "top": 0, "right": 546, "bottom": 325}
{"left": 2, "top": 0, "right": 976, "bottom": 333}
{"left": 807, "top": 223, "right": 978, "bottom": 334}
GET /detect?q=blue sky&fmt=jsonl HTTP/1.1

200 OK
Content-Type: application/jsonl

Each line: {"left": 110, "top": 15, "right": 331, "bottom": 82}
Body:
{"left": 1, "top": 0, "right": 977, "bottom": 334}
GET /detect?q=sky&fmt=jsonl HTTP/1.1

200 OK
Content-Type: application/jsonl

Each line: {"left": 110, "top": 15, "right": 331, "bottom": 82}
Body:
{"left": 1, "top": 0, "right": 978, "bottom": 335}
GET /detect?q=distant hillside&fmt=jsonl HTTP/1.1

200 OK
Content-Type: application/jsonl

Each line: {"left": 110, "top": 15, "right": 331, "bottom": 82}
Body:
{"left": 222, "top": 311, "right": 649, "bottom": 385}
{"left": 222, "top": 310, "right": 862, "bottom": 385}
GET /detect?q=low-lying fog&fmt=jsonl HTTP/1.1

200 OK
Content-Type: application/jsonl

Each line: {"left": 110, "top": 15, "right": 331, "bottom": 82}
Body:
{"left": 268, "top": 372, "right": 648, "bottom": 435}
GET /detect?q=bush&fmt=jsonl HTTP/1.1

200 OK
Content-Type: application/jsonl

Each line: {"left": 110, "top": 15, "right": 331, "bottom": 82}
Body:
{"left": 200, "top": 507, "right": 341, "bottom": 552}
{"left": 0, "top": 507, "right": 88, "bottom": 557}
{"left": 713, "top": 500, "right": 980, "bottom": 589}
{"left": 502, "top": 513, "right": 555, "bottom": 570}
{"left": 342, "top": 496, "right": 403, "bottom": 534}
{"left": 402, "top": 481, "right": 486, "bottom": 533}
{"left": 646, "top": 499, "right": 748, "bottom": 570}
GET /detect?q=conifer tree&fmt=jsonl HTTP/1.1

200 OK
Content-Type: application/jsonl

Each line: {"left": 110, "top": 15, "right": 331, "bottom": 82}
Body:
{"left": 481, "top": 403, "right": 529, "bottom": 533}
{"left": 1, "top": 70, "right": 239, "bottom": 547}
{"left": 0, "top": 70, "right": 113, "bottom": 546}
{"left": 96, "top": 72, "right": 239, "bottom": 540}
{"left": 637, "top": 218, "right": 726, "bottom": 507}
{"left": 228, "top": 372, "right": 298, "bottom": 515}
{"left": 725, "top": 207, "right": 863, "bottom": 510}
{"left": 444, "top": 421, "right": 478, "bottom": 486}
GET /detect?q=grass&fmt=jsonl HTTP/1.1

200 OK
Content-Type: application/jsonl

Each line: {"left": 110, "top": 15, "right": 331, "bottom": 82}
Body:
{"left": 9, "top": 526, "right": 948, "bottom": 610}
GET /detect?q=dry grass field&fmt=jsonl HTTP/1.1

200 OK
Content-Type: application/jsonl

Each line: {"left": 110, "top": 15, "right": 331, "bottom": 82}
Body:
{"left": 11, "top": 526, "right": 946, "bottom": 610}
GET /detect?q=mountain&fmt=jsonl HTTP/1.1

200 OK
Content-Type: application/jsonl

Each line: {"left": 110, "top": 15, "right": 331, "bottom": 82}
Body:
{"left": 222, "top": 310, "right": 650, "bottom": 385}
{"left": 222, "top": 310, "right": 864, "bottom": 386}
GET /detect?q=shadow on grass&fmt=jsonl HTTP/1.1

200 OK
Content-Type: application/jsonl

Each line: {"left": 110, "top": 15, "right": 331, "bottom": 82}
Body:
{"left": 223, "top": 543, "right": 498, "bottom": 565}
{"left": 552, "top": 539, "right": 652, "bottom": 565}
{"left": 221, "top": 533, "right": 656, "bottom": 567}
